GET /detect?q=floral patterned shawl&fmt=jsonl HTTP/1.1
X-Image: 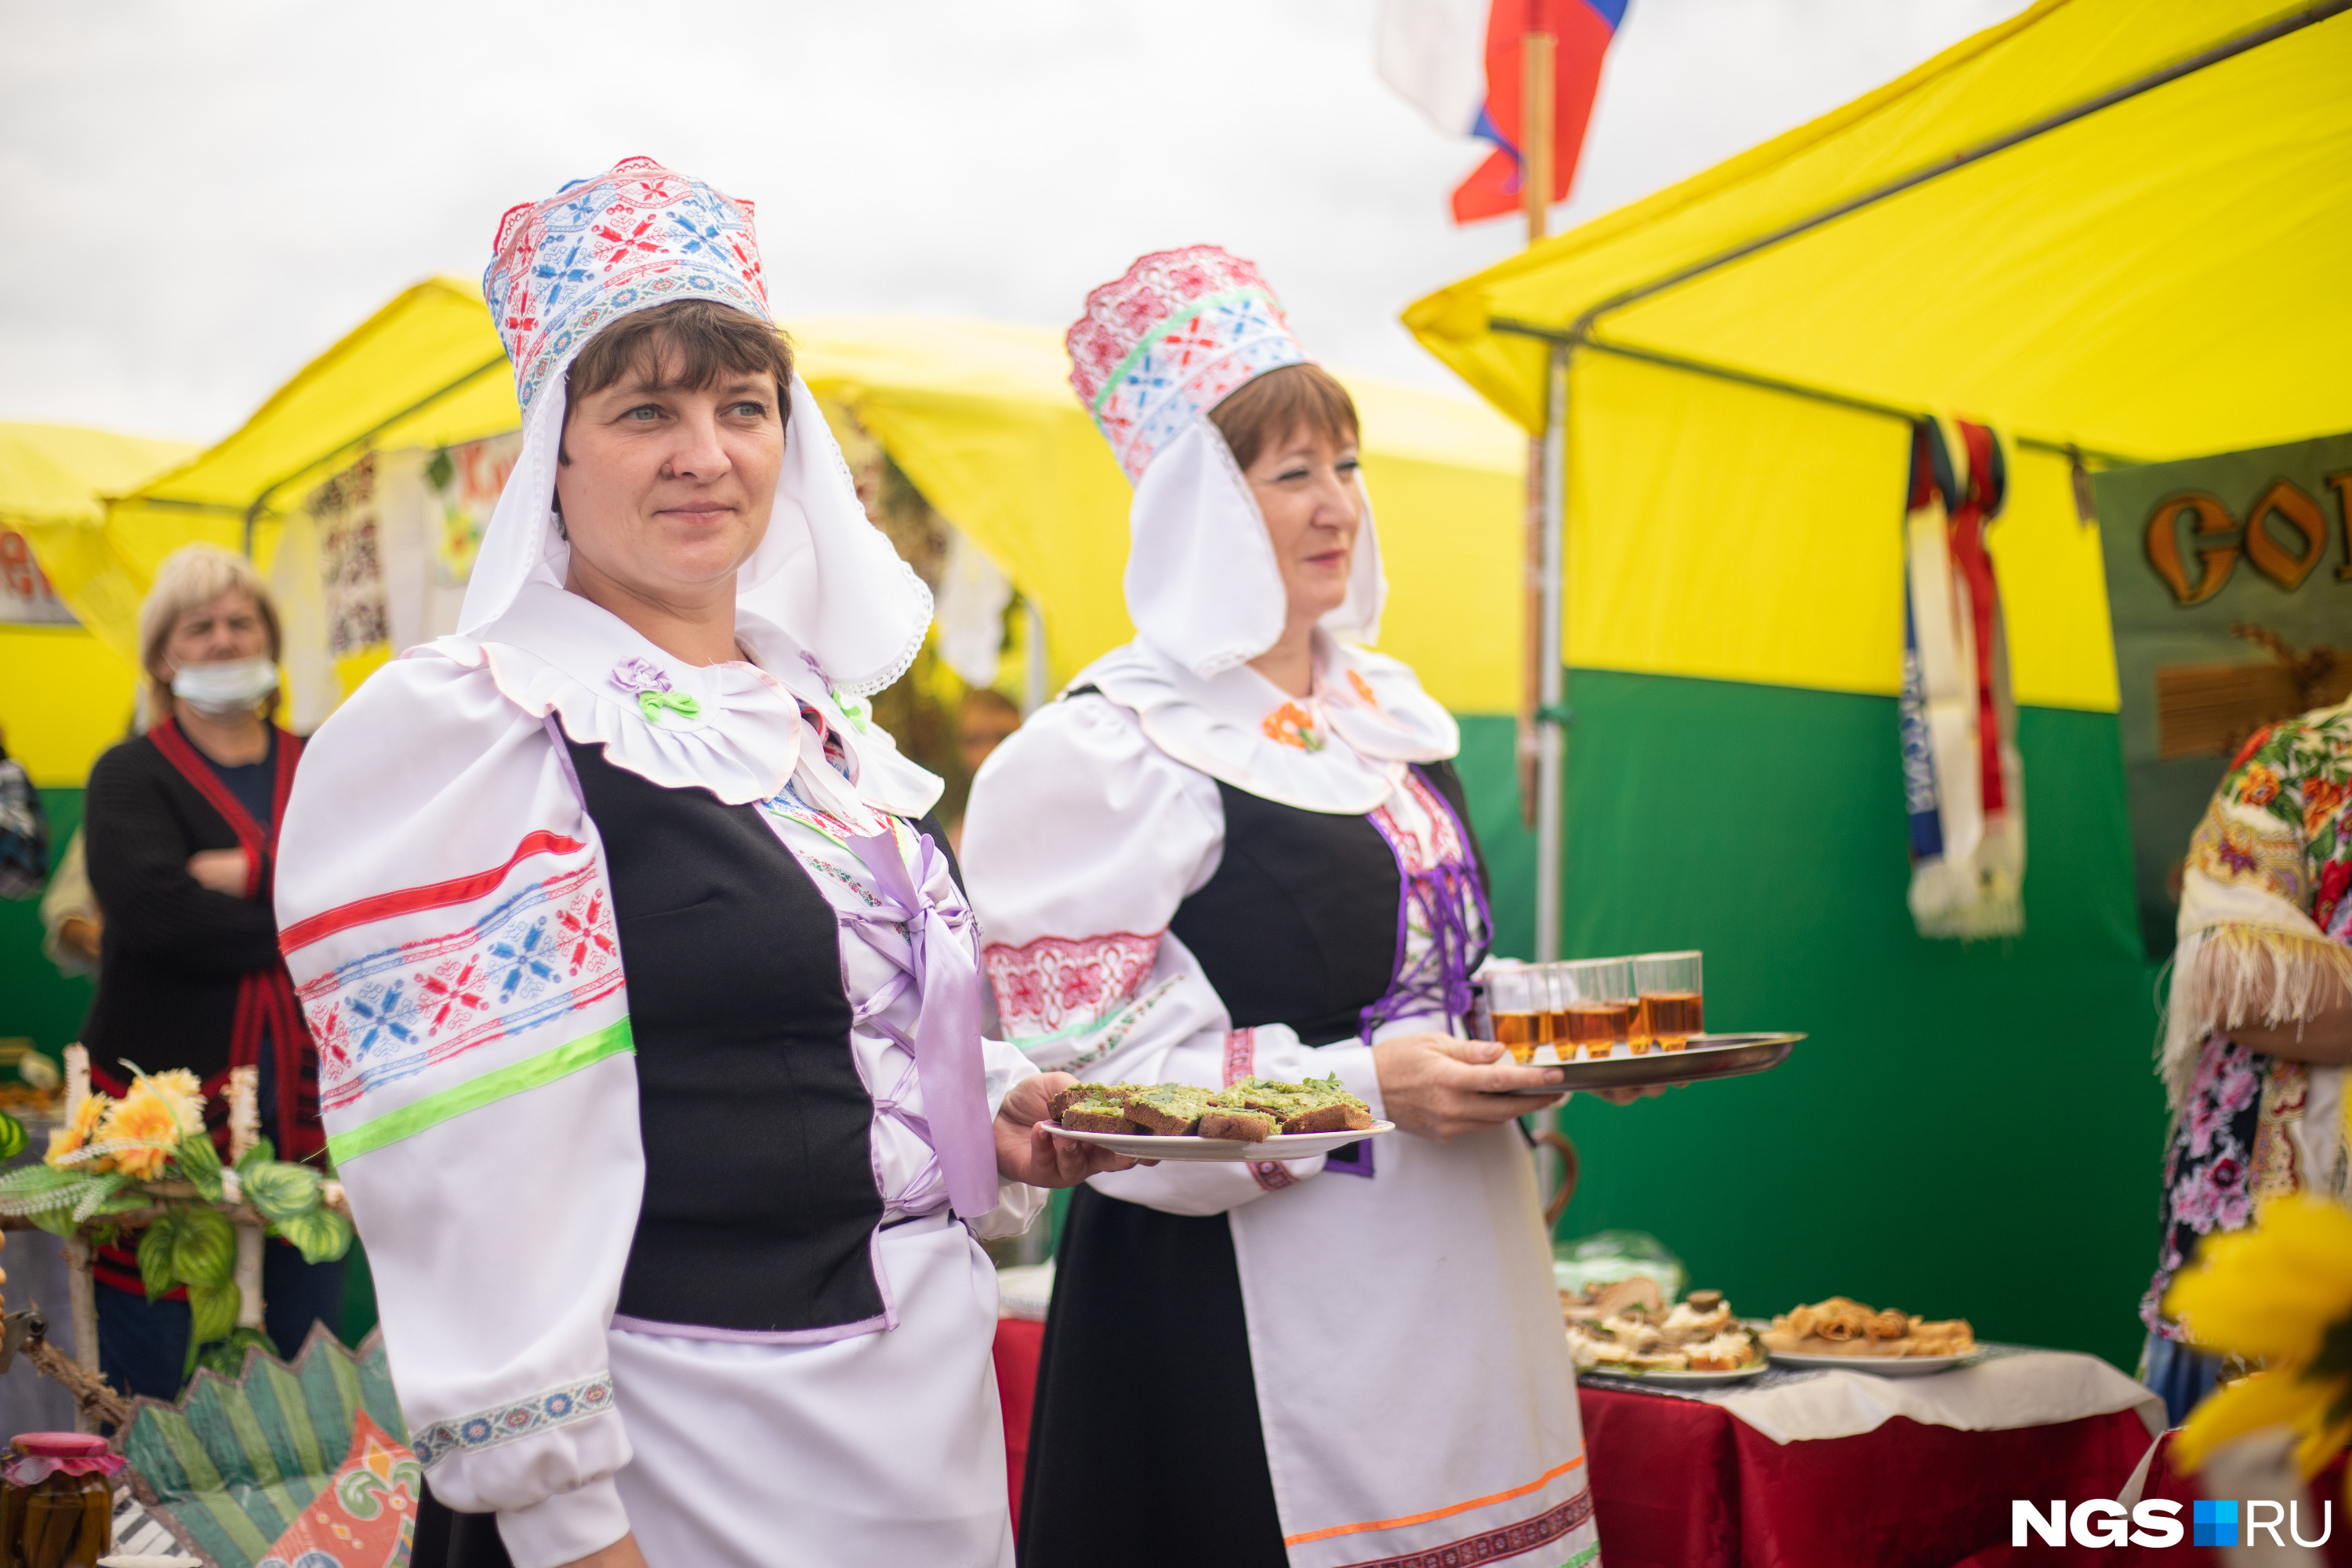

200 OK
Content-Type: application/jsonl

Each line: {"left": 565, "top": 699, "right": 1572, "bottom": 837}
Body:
{"left": 2145, "top": 698, "right": 2352, "bottom": 1338}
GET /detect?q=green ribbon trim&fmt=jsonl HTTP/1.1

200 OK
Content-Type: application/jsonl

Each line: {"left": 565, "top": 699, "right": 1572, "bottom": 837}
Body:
{"left": 1089, "top": 286, "right": 1273, "bottom": 416}
{"left": 328, "top": 1018, "right": 635, "bottom": 1164}
{"left": 637, "top": 691, "right": 702, "bottom": 724}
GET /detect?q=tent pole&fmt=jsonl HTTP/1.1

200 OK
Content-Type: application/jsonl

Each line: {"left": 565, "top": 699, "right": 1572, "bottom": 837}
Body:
{"left": 1534, "top": 343, "right": 1570, "bottom": 962}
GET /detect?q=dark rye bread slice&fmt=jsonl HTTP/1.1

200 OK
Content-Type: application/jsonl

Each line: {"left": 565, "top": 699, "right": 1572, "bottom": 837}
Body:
{"left": 1277, "top": 1102, "right": 1375, "bottom": 1135}
{"left": 1060, "top": 1105, "right": 1145, "bottom": 1134}
{"left": 1196, "top": 1109, "right": 1276, "bottom": 1142}
{"left": 1120, "top": 1083, "right": 1217, "bottom": 1135}
{"left": 1051, "top": 1082, "right": 1145, "bottom": 1134}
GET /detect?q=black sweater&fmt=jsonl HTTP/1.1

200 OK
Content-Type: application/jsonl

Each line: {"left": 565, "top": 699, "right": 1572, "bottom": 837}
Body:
{"left": 79, "top": 729, "right": 290, "bottom": 1083}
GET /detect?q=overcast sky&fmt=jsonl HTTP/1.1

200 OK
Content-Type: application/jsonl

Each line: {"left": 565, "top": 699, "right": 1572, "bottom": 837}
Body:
{"left": 2, "top": 0, "right": 2022, "bottom": 445}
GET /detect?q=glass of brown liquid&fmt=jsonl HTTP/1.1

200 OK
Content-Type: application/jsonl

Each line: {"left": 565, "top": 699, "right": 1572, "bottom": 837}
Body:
{"left": 1554, "top": 958, "right": 1635, "bottom": 1060}
{"left": 1486, "top": 965, "right": 1546, "bottom": 1064}
{"left": 1632, "top": 951, "right": 1704, "bottom": 1051}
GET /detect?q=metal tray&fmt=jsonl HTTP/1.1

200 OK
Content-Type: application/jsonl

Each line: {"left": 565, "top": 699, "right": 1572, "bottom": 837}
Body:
{"left": 1506, "top": 1032, "right": 1803, "bottom": 1094}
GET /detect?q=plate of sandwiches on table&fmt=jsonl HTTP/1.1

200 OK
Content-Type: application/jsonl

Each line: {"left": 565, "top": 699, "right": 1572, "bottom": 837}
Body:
{"left": 1762, "top": 1297, "right": 1979, "bottom": 1375}
{"left": 1045, "top": 1076, "right": 1396, "bottom": 1162}
{"left": 1560, "top": 1281, "right": 1768, "bottom": 1386}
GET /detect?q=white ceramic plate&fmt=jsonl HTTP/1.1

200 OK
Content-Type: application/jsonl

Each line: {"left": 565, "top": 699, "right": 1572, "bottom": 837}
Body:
{"left": 1581, "top": 1359, "right": 1770, "bottom": 1388}
{"left": 1044, "top": 1120, "right": 1396, "bottom": 1163}
{"left": 1766, "top": 1348, "right": 1976, "bottom": 1377}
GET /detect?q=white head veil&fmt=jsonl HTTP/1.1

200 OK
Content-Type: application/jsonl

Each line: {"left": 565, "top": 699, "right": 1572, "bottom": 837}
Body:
{"left": 463, "top": 155, "right": 928, "bottom": 697}
{"left": 1068, "top": 245, "right": 1387, "bottom": 681}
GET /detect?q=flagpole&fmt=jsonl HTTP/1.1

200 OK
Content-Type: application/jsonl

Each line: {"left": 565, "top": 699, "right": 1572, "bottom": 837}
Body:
{"left": 1519, "top": 29, "right": 1566, "bottom": 963}
{"left": 1516, "top": 32, "right": 1555, "bottom": 838}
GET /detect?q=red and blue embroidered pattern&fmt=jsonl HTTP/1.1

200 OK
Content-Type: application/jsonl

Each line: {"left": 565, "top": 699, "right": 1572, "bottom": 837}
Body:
{"left": 485, "top": 155, "right": 770, "bottom": 414}
{"left": 296, "top": 854, "right": 622, "bottom": 1113}
{"left": 1066, "top": 245, "right": 1308, "bottom": 481}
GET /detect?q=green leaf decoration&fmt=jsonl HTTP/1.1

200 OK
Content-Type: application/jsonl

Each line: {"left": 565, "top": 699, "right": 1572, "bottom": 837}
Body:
{"left": 68, "top": 1172, "right": 127, "bottom": 1224}
{"left": 172, "top": 1205, "right": 238, "bottom": 1290}
{"left": 271, "top": 1207, "right": 353, "bottom": 1265}
{"left": 0, "top": 1112, "right": 25, "bottom": 1161}
{"left": 27, "top": 1206, "right": 77, "bottom": 1240}
{"left": 140, "top": 1209, "right": 183, "bottom": 1301}
{"left": 0, "top": 1165, "right": 85, "bottom": 1213}
{"left": 234, "top": 1136, "right": 276, "bottom": 1173}
{"left": 174, "top": 1131, "right": 224, "bottom": 1203}
{"left": 186, "top": 1279, "right": 241, "bottom": 1348}
{"left": 241, "top": 1161, "right": 322, "bottom": 1223}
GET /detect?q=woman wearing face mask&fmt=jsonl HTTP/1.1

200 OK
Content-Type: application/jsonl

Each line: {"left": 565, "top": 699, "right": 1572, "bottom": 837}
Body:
{"left": 961, "top": 250, "right": 1596, "bottom": 1568}
{"left": 274, "top": 159, "right": 1130, "bottom": 1568}
{"left": 78, "top": 543, "right": 337, "bottom": 1398}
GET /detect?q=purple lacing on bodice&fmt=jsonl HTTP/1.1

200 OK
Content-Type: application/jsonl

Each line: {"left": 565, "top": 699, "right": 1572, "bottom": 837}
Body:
{"left": 1359, "top": 765, "right": 1492, "bottom": 1043}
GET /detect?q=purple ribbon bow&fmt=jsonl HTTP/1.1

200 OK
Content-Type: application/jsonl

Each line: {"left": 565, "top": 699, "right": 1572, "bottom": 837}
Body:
{"left": 842, "top": 828, "right": 999, "bottom": 1219}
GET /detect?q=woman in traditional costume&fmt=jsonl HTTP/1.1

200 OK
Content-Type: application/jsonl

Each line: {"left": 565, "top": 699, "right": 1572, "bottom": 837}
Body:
{"left": 81, "top": 543, "right": 337, "bottom": 1397}
{"left": 961, "top": 248, "right": 1597, "bottom": 1568}
{"left": 275, "top": 158, "right": 1128, "bottom": 1568}
{"left": 2141, "top": 698, "right": 2352, "bottom": 1424}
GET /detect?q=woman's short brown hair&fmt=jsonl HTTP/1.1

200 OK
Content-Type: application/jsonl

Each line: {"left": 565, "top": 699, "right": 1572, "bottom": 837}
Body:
{"left": 564, "top": 299, "right": 796, "bottom": 431}
{"left": 1207, "top": 363, "right": 1359, "bottom": 472}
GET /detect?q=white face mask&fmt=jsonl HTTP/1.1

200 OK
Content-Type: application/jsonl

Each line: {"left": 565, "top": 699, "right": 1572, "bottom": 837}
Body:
{"left": 170, "top": 656, "right": 278, "bottom": 718}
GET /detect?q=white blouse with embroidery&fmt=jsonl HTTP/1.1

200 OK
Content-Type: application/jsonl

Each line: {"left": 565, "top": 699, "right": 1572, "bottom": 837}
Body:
{"left": 960, "top": 633, "right": 1475, "bottom": 1214}
{"left": 276, "top": 581, "right": 1040, "bottom": 1567}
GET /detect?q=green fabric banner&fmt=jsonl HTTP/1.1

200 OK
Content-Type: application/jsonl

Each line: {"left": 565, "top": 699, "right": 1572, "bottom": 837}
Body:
{"left": 2092, "top": 434, "right": 2352, "bottom": 957}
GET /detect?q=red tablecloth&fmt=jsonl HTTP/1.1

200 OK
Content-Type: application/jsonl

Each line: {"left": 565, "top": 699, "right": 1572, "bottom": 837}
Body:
{"left": 2089, "top": 1430, "right": 2348, "bottom": 1568}
{"left": 990, "top": 1318, "right": 2172, "bottom": 1566}
{"left": 1577, "top": 1381, "right": 2151, "bottom": 1567}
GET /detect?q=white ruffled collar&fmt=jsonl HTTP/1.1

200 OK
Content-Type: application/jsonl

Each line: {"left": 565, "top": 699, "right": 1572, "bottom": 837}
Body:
{"left": 1080, "top": 633, "right": 1457, "bottom": 814}
{"left": 423, "top": 577, "right": 944, "bottom": 819}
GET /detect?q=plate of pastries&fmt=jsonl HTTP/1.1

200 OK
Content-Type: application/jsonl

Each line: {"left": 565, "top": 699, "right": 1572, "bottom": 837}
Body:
{"left": 1560, "top": 1280, "right": 1768, "bottom": 1385}
{"left": 1761, "top": 1296, "right": 1978, "bottom": 1374}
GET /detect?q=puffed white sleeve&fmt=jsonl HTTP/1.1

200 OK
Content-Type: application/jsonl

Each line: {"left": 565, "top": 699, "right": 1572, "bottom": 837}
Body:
{"left": 275, "top": 648, "right": 639, "bottom": 1568}
{"left": 961, "top": 693, "right": 1340, "bottom": 1217}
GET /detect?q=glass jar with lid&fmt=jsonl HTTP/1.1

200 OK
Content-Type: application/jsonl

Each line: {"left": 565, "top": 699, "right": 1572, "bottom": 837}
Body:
{"left": 1, "top": 1432, "right": 122, "bottom": 1568}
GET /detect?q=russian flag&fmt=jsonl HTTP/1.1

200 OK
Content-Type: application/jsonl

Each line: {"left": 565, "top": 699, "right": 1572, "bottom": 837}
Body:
{"left": 1377, "top": 0, "right": 1628, "bottom": 224}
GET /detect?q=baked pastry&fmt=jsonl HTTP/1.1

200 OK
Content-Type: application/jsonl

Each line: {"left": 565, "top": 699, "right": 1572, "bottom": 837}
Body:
{"left": 1763, "top": 1298, "right": 1976, "bottom": 1359}
{"left": 1561, "top": 1286, "right": 1762, "bottom": 1374}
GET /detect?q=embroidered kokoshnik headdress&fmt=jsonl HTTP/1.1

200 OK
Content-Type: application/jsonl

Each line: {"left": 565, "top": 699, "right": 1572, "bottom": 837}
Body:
{"left": 1068, "top": 245, "right": 1385, "bottom": 681}
{"left": 464, "top": 155, "right": 931, "bottom": 701}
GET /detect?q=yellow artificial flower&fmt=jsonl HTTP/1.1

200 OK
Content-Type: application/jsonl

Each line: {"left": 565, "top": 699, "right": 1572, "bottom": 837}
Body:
{"left": 2166, "top": 1197, "right": 2352, "bottom": 1487}
{"left": 2169, "top": 1198, "right": 2352, "bottom": 1363}
{"left": 143, "top": 1069, "right": 206, "bottom": 1140}
{"left": 44, "top": 1094, "right": 109, "bottom": 1170}
{"left": 96, "top": 1086, "right": 183, "bottom": 1181}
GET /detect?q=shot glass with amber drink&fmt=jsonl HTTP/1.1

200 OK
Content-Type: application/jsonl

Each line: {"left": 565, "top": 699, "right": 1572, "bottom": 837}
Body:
{"left": 1486, "top": 965, "right": 1544, "bottom": 1065}
{"left": 1555, "top": 958, "right": 1635, "bottom": 1060}
{"left": 1632, "top": 951, "right": 1704, "bottom": 1051}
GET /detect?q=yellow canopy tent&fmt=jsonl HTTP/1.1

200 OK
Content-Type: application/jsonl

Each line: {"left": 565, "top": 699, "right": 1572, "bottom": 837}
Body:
{"left": 1399, "top": 0, "right": 2352, "bottom": 1366}
{"left": 0, "top": 423, "right": 198, "bottom": 785}
{"left": 42, "top": 281, "right": 1526, "bottom": 720}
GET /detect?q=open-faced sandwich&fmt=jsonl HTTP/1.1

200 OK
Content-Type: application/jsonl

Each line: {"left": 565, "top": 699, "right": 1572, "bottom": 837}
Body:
{"left": 1560, "top": 1286, "right": 1763, "bottom": 1374}
{"left": 1047, "top": 1075, "right": 1375, "bottom": 1139}
{"left": 1762, "top": 1297, "right": 1975, "bottom": 1359}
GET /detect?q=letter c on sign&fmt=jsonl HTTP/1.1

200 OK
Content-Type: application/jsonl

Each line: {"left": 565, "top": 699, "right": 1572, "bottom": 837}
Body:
{"left": 2072, "top": 1499, "right": 2129, "bottom": 1547}
{"left": 2145, "top": 492, "right": 2240, "bottom": 604}
{"left": 2132, "top": 1498, "right": 2184, "bottom": 1548}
